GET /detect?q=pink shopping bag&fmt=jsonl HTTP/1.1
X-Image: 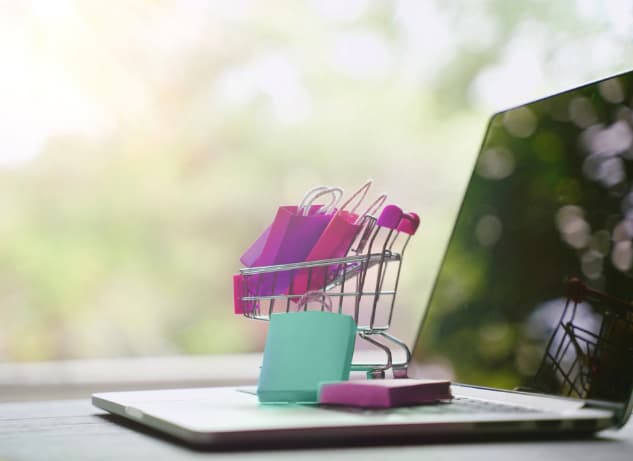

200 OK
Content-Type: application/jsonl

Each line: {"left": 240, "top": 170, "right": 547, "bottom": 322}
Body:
{"left": 240, "top": 186, "right": 341, "bottom": 267}
{"left": 235, "top": 187, "right": 342, "bottom": 311}
{"left": 290, "top": 180, "right": 386, "bottom": 296}
{"left": 233, "top": 273, "right": 251, "bottom": 314}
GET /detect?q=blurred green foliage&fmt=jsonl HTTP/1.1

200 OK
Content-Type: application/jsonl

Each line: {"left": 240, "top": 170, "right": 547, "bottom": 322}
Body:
{"left": 0, "top": 0, "right": 632, "bottom": 361}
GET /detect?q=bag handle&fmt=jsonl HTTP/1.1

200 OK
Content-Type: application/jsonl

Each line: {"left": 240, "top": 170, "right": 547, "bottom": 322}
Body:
{"left": 339, "top": 179, "right": 372, "bottom": 215}
{"left": 298, "top": 186, "right": 344, "bottom": 216}
{"left": 307, "top": 187, "right": 343, "bottom": 216}
{"left": 299, "top": 185, "right": 328, "bottom": 210}
{"left": 296, "top": 290, "right": 333, "bottom": 312}
{"left": 354, "top": 193, "right": 387, "bottom": 225}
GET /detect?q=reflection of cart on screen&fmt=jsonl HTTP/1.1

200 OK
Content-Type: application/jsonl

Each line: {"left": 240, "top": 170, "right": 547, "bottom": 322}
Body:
{"left": 533, "top": 278, "right": 633, "bottom": 402}
{"left": 234, "top": 209, "right": 419, "bottom": 379}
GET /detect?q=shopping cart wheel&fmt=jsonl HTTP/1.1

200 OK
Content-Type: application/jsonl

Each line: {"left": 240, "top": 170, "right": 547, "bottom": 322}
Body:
{"left": 367, "top": 369, "right": 386, "bottom": 379}
{"left": 392, "top": 367, "right": 408, "bottom": 379}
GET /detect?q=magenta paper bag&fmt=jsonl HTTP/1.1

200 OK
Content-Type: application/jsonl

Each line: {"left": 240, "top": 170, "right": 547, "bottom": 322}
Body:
{"left": 233, "top": 274, "right": 252, "bottom": 314}
{"left": 239, "top": 225, "right": 271, "bottom": 267}
{"left": 241, "top": 205, "right": 332, "bottom": 299}
{"left": 248, "top": 205, "right": 331, "bottom": 266}
{"left": 288, "top": 210, "right": 362, "bottom": 295}
{"left": 239, "top": 186, "right": 341, "bottom": 267}
{"left": 235, "top": 188, "right": 343, "bottom": 309}
{"left": 290, "top": 182, "right": 386, "bottom": 296}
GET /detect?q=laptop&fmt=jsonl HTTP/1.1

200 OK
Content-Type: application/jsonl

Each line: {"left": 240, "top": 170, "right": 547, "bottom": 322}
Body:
{"left": 93, "top": 69, "right": 633, "bottom": 446}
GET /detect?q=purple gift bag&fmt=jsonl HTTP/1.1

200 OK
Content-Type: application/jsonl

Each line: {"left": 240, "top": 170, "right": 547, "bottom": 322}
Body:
{"left": 240, "top": 186, "right": 340, "bottom": 267}
{"left": 236, "top": 187, "right": 342, "bottom": 310}
{"left": 290, "top": 181, "right": 387, "bottom": 296}
{"left": 249, "top": 204, "right": 332, "bottom": 266}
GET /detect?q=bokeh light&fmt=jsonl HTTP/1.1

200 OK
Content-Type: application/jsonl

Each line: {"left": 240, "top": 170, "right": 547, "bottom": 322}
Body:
{"left": 1, "top": 0, "right": 633, "bottom": 362}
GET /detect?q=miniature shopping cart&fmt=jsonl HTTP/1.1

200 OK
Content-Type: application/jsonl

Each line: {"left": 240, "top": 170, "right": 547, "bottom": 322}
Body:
{"left": 234, "top": 206, "right": 420, "bottom": 379}
{"left": 533, "top": 278, "right": 633, "bottom": 402}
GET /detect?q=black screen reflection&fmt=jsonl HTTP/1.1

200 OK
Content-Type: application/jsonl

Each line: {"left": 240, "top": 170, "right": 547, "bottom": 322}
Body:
{"left": 531, "top": 278, "right": 633, "bottom": 402}
{"left": 415, "top": 72, "right": 633, "bottom": 406}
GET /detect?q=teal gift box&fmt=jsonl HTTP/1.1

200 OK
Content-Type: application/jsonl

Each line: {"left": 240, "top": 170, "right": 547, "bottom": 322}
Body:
{"left": 257, "top": 310, "right": 357, "bottom": 403}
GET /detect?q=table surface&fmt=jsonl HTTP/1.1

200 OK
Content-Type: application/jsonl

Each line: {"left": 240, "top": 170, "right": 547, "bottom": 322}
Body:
{"left": 1, "top": 398, "right": 633, "bottom": 461}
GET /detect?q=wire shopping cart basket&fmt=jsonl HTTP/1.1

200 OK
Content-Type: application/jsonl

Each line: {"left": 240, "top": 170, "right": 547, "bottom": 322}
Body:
{"left": 532, "top": 278, "right": 633, "bottom": 402}
{"left": 234, "top": 209, "right": 419, "bottom": 379}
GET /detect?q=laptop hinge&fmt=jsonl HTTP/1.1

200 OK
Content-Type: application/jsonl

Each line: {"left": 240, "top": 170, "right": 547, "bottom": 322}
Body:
{"left": 583, "top": 398, "right": 624, "bottom": 412}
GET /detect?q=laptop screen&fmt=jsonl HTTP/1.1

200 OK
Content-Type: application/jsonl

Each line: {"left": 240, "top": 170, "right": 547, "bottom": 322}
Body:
{"left": 413, "top": 71, "right": 633, "bottom": 410}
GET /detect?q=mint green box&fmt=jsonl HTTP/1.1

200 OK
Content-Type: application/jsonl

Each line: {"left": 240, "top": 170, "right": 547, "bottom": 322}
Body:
{"left": 257, "top": 311, "right": 357, "bottom": 403}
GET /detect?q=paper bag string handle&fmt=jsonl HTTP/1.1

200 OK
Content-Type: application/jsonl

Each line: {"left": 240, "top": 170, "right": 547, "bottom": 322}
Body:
{"left": 314, "top": 187, "right": 343, "bottom": 216}
{"left": 339, "top": 179, "right": 372, "bottom": 215}
{"left": 354, "top": 193, "right": 387, "bottom": 225}
{"left": 296, "top": 290, "right": 333, "bottom": 312}
{"left": 299, "top": 185, "right": 328, "bottom": 210}
{"left": 298, "top": 186, "right": 344, "bottom": 216}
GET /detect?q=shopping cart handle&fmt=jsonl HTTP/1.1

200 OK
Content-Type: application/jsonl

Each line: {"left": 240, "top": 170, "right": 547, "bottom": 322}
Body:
{"left": 377, "top": 205, "right": 403, "bottom": 229}
{"left": 397, "top": 212, "right": 420, "bottom": 235}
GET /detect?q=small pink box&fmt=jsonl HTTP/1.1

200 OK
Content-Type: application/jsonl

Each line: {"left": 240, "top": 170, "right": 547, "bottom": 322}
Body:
{"left": 318, "top": 379, "right": 452, "bottom": 409}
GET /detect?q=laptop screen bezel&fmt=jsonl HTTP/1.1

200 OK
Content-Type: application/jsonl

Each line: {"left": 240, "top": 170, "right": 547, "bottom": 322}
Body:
{"left": 409, "top": 69, "right": 633, "bottom": 427}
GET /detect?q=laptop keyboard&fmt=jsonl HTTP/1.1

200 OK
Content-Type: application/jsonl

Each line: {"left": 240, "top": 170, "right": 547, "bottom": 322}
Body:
{"left": 415, "top": 397, "right": 540, "bottom": 414}
{"left": 338, "top": 397, "right": 542, "bottom": 415}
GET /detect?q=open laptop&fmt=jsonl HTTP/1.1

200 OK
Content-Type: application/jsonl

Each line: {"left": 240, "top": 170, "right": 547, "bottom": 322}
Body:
{"left": 93, "top": 69, "right": 633, "bottom": 446}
